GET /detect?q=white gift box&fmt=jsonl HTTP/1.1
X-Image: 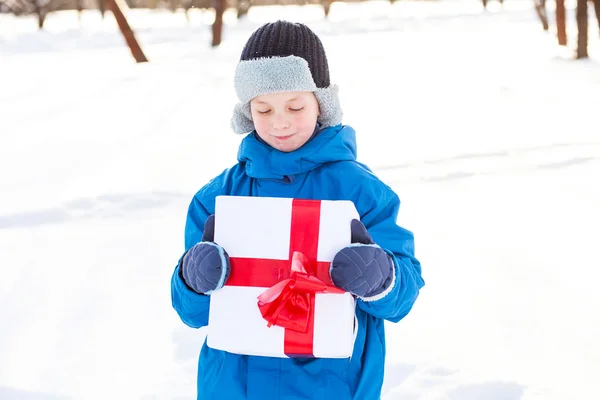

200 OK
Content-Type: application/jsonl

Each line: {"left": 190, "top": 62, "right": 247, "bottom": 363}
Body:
{"left": 206, "top": 195, "right": 359, "bottom": 358}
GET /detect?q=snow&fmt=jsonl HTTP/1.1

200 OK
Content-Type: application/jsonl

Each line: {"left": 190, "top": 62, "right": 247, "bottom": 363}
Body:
{"left": 1, "top": 1, "right": 599, "bottom": 399}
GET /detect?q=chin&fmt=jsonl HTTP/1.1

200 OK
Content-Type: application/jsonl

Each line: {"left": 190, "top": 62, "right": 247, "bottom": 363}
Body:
{"left": 274, "top": 144, "right": 298, "bottom": 153}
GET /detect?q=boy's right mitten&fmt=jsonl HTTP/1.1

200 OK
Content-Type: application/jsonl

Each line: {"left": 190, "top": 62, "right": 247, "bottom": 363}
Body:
{"left": 180, "top": 215, "right": 231, "bottom": 295}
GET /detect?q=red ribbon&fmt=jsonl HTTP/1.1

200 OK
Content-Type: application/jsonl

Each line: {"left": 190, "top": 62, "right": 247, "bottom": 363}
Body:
{"left": 226, "top": 199, "right": 342, "bottom": 357}
{"left": 257, "top": 252, "right": 343, "bottom": 334}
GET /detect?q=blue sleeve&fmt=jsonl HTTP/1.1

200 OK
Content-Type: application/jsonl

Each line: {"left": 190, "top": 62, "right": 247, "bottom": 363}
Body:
{"left": 171, "top": 264, "right": 211, "bottom": 328}
{"left": 354, "top": 179, "right": 425, "bottom": 323}
{"left": 171, "top": 175, "right": 227, "bottom": 329}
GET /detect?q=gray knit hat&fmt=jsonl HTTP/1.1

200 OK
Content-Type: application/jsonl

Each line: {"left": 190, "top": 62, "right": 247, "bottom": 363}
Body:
{"left": 231, "top": 20, "right": 343, "bottom": 134}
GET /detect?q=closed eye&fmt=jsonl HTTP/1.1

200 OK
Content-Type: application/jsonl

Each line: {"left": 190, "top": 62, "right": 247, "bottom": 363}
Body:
{"left": 256, "top": 110, "right": 271, "bottom": 114}
{"left": 289, "top": 107, "right": 304, "bottom": 112}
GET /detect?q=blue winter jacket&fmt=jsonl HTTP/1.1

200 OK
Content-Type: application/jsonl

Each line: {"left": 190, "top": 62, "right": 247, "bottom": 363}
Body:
{"left": 171, "top": 124, "right": 424, "bottom": 400}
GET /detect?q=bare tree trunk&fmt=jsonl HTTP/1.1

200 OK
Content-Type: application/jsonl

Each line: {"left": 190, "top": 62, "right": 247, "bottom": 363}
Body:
{"left": 535, "top": 0, "right": 549, "bottom": 31}
{"left": 237, "top": 0, "right": 250, "bottom": 19}
{"left": 184, "top": 1, "right": 191, "bottom": 23}
{"left": 106, "top": 0, "right": 149, "bottom": 62}
{"left": 38, "top": 10, "right": 46, "bottom": 29}
{"left": 576, "top": 0, "right": 588, "bottom": 58}
{"left": 556, "top": 0, "right": 567, "bottom": 45}
{"left": 593, "top": 0, "right": 600, "bottom": 37}
{"left": 98, "top": 0, "right": 106, "bottom": 19}
{"left": 322, "top": 0, "right": 331, "bottom": 16}
{"left": 77, "top": 0, "right": 83, "bottom": 22}
{"left": 35, "top": 1, "right": 47, "bottom": 29}
{"left": 212, "top": 0, "right": 225, "bottom": 47}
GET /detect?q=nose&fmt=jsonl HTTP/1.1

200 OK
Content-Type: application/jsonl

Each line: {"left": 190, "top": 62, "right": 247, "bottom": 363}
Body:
{"left": 271, "top": 114, "right": 290, "bottom": 130}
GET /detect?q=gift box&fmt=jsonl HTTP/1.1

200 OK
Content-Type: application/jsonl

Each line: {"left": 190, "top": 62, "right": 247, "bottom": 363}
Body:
{"left": 206, "top": 195, "right": 359, "bottom": 359}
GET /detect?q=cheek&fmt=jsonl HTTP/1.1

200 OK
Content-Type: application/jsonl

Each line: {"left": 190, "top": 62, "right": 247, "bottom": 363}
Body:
{"left": 252, "top": 115, "right": 270, "bottom": 130}
{"left": 293, "top": 112, "right": 317, "bottom": 129}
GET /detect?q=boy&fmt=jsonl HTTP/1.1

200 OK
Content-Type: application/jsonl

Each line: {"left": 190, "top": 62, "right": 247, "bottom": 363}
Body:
{"left": 171, "top": 20, "right": 424, "bottom": 400}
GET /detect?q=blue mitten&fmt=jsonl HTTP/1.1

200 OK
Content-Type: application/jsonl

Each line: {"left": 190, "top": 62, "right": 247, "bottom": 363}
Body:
{"left": 180, "top": 215, "right": 230, "bottom": 295}
{"left": 330, "top": 219, "right": 394, "bottom": 299}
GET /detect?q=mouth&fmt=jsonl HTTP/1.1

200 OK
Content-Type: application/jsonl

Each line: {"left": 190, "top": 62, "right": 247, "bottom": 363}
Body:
{"left": 272, "top": 133, "right": 295, "bottom": 141}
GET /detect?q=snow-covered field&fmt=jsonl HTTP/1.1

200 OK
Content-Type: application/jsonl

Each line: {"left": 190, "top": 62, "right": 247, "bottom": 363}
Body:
{"left": 1, "top": 1, "right": 599, "bottom": 399}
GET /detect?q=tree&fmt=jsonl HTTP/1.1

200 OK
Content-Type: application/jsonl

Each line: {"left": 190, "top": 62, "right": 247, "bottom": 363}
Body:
{"left": 105, "top": 0, "right": 148, "bottom": 62}
{"left": 556, "top": 0, "right": 568, "bottom": 46}
{"left": 98, "top": 0, "right": 106, "bottom": 19}
{"left": 212, "top": 0, "right": 225, "bottom": 47}
{"left": 574, "top": 0, "right": 600, "bottom": 59}
{"left": 534, "top": 0, "right": 549, "bottom": 31}
{"left": 593, "top": 0, "right": 600, "bottom": 37}
{"left": 576, "top": 0, "right": 588, "bottom": 58}
{"left": 0, "top": 0, "right": 54, "bottom": 29}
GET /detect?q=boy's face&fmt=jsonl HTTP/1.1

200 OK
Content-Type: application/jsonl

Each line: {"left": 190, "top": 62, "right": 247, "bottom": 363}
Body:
{"left": 250, "top": 91, "right": 320, "bottom": 153}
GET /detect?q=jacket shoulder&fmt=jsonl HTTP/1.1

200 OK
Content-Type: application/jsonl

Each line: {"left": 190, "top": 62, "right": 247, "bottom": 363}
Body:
{"left": 190, "top": 164, "right": 247, "bottom": 213}
{"left": 315, "top": 160, "right": 400, "bottom": 221}
{"left": 322, "top": 160, "right": 398, "bottom": 199}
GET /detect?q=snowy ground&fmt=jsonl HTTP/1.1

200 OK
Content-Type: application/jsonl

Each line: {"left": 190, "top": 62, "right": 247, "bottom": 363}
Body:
{"left": 1, "top": 1, "right": 599, "bottom": 399}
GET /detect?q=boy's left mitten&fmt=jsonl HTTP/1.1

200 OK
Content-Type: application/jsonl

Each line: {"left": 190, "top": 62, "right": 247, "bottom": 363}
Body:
{"left": 330, "top": 219, "right": 394, "bottom": 299}
{"left": 180, "top": 215, "right": 231, "bottom": 295}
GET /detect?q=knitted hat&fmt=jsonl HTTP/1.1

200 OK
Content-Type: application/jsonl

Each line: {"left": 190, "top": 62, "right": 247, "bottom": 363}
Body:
{"left": 231, "top": 21, "right": 343, "bottom": 134}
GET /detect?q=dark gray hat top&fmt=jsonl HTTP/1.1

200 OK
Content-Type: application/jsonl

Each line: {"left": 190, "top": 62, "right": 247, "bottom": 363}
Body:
{"left": 231, "top": 20, "right": 343, "bottom": 134}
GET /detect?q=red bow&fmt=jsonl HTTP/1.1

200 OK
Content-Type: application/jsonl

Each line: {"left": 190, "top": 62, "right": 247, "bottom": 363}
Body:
{"left": 257, "top": 252, "right": 344, "bottom": 333}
